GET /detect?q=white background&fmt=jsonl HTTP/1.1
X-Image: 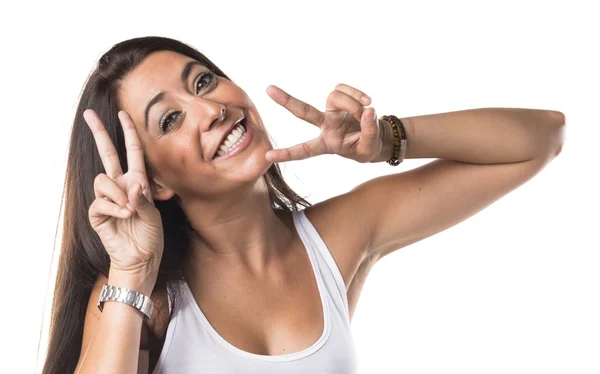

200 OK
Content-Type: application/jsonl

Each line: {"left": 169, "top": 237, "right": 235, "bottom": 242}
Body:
{"left": 0, "top": 0, "right": 598, "bottom": 373}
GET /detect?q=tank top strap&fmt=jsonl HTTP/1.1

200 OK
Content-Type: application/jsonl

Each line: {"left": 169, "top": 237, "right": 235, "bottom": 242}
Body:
{"left": 292, "top": 209, "right": 351, "bottom": 324}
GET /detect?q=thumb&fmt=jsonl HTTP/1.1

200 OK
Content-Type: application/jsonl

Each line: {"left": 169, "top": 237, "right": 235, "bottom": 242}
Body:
{"left": 129, "top": 183, "right": 152, "bottom": 213}
{"left": 360, "top": 107, "right": 379, "bottom": 143}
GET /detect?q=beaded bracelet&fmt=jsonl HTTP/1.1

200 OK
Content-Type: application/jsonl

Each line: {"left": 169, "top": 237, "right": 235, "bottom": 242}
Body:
{"left": 380, "top": 114, "right": 407, "bottom": 166}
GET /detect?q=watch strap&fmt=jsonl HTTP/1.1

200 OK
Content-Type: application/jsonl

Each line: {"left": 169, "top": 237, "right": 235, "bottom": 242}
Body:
{"left": 97, "top": 284, "right": 154, "bottom": 320}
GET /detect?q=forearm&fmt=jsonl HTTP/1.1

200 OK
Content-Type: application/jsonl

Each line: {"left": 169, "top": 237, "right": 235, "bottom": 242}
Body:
{"left": 76, "top": 272, "right": 155, "bottom": 374}
{"left": 378, "top": 107, "right": 566, "bottom": 164}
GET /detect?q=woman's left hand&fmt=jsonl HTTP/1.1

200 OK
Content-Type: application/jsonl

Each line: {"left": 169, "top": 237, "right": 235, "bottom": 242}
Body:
{"left": 264, "top": 83, "right": 386, "bottom": 163}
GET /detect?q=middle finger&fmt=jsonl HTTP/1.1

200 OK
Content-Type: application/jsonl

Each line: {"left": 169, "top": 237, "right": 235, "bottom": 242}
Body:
{"left": 117, "top": 110, "right": 147, "bottom": 176}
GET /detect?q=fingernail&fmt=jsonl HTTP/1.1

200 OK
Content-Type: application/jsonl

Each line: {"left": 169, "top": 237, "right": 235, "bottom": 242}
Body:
{"left": 361, "top": 96, "right": 370, "bottom": 105}
{"left": 126, "top": 203, "right": 135, "bottom": 212}
{"left": 120, "top": 208, "right": 132, "bottom": 216}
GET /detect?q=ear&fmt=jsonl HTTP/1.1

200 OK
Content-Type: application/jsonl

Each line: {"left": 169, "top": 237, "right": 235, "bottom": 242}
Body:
{"left": 149, "top": 178, "right": 176, "bottom": 201}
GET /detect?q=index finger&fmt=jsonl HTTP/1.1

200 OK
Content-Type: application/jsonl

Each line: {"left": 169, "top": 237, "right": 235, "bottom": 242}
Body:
{"left": 83, "top": 109, "right": 124, "bottom": 179}
{"left": 266, "top": 136, "right": 327, "bottom": 163}
{"left": 117, "top": 110, "right": 147, "bottom": 176}
{"left": 266, "top": 85, "right": 325, "bottom": 127}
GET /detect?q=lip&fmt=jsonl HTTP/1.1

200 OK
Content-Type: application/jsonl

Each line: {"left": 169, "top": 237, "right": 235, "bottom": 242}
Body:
{"left": 212, "top": 118, "right": 252, "bottom": 162}
{"left": 213, "top": 116, "right": 245, "bottom": 160}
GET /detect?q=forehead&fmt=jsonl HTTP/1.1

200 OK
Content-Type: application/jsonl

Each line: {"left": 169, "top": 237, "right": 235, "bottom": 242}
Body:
{"left": 119, "top": 51, "right": 207, "bottom": 126}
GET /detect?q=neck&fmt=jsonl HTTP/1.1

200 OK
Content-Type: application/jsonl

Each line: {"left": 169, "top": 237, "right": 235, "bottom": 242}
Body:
{"left": 180, "top": 177, "right": 295, "bottom": 279}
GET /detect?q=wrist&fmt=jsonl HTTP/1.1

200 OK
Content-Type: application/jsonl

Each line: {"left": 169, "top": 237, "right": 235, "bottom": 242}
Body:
{"left": 371, "top": 118, "right": 395, "bottom": 163}
{"left": 108, "top": 267, "right": 157, "bottom": 296}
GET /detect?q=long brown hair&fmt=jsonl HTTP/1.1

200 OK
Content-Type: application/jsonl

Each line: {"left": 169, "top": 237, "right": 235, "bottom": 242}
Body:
{"left": 40, "top": 36, "right": 311, "bottom": 374}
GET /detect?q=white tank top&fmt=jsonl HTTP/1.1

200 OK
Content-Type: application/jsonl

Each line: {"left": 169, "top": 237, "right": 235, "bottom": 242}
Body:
{"left": 152, "top": 209, "right": 359, "bottom": 373}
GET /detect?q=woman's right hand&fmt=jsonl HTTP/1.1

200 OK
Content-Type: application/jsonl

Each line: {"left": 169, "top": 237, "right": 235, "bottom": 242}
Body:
{"left": 84, "top": 109, "right": 164, "bottom": 277}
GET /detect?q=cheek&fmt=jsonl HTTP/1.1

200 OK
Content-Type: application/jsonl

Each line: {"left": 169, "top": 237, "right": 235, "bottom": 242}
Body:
{"left": 227, "top": 83, "right": 255, "bottom": 109}
{"left": 245, "top": 106, "right": 267, "bottom": 133}
{"left": 169, "top": 135, "right": 201, "bottom": 166}
{"left": 148, "top": 147, "right": 185, "bottom": 177}
{"left": 174, "top": 147, "right": 200, "bottom": 171}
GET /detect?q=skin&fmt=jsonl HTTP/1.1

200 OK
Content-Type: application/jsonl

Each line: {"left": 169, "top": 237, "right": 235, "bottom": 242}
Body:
{"left": 114, "top": 51, "right": 388, "bottom": 344}
{"left": 118, "top": 50, "right": 297, "bottom": 279}
{"left": 87, "top": 49, "right": 564, "bottom": 363}
{"left": 116, "top": 50, "right": 352, "bottom": 356}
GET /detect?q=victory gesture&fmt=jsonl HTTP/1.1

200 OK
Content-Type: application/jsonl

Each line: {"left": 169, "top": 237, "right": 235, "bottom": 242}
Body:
{"left": 264, "top": 83, "right": 385, "bottom": 163}
{"left": 84, "top": 109, "right": 164, "bottom": 275}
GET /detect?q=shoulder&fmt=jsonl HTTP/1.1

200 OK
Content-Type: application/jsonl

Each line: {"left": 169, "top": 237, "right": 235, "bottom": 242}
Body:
{"left": 301, "top": 189, "right": 372, "bottom": 290}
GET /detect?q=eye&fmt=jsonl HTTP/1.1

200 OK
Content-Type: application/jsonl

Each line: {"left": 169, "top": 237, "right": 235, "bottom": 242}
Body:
{"left": 194, "top": 71, "right": 215, "bottom": 94}
{"left": 159, "top": 111, "right": 180, "bottom": 133}
{"left": 158, "top": 72, "right": 216, "bottom": 133}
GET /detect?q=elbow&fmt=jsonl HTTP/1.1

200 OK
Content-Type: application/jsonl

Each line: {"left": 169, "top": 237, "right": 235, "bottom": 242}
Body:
{"left": 549, "top": 110, "right": 567, "bottom": 125}
{"left": 552, "top": 117, "right": 566, "bottom": 158}
{"left": 548, "top": 110, "right": 566, "bottom": 125}
{"left": 529, "top": 112, "right": 565, "bottom": 163}
{"left": 544, "top": 110, "right": 566, "bottom": 158}
{"left": 546, "top": 127, "right": 565, "bottom": 160}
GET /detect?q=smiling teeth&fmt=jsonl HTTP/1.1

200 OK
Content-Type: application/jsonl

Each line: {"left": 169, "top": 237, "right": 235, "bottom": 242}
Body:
{"left": 217, "top": 123, "right": 246, "bottom": 156}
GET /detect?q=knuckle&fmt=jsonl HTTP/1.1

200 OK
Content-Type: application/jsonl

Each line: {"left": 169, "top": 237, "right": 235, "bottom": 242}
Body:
{"left": 93, "top": 173, "right": 106, "bottom": 190}
{"left": 327, "top": 91, "right": 341, "bottom": 106}
{"left": 113, "top": 204, "right": 124, "bottom": 215}
{"left": 317, "top": 111, "right": 326, "bottom": 125}
{"left": 354, "top": 106, "right": 365, "bottom": 119}
{"left": 327, "top": 90, "right": 337, "bottom": 101}
{"left": 301, "top": 102, "right": 311, "bottom": 118}
{"left": 100, "top": 146, "right": 118, "bottom": 160}
{"left": 127, "top": 140, "right": 143, "bottom": 151}
{"left": 301, "top": 142, "right": 312, "bottom": 157}
{"left": 88, "top": 200, "right": 97, "bottom": 215}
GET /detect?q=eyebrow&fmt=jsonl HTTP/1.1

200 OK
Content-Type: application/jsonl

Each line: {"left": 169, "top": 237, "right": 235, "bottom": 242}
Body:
{"left": 143, "top": 60, "right": 206, "bottom": 131}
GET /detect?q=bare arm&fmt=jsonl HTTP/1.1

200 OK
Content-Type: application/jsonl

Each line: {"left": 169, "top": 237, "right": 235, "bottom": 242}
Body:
{"left": 354, "top": 108, "right": 566, "bottom": 260}
{"left": 310, "top": 108, "right": 565, "bottom": 268}
{"left": 381, "top": 107, "right": 566, "bottom": 164}
{"left": 75, "top": 271, "right": 156, "bottom": 374}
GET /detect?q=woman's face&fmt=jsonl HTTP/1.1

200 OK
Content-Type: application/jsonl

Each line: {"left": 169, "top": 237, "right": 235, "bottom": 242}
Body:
{"left": 118, "top": 50, "right": 273, "bottom": 202}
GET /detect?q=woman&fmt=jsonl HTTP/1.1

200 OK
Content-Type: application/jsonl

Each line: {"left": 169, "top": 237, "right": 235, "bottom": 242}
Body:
{"left": 42, "top": 36, "right": 565, "bottom": 374}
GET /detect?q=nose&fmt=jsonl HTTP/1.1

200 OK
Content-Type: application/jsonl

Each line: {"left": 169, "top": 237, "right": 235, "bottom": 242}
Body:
{"left": 219, "top": 105, "right": 226, "bottom": 121}
{"left": 191, "top": 98, "right": 227, "bottom": 133}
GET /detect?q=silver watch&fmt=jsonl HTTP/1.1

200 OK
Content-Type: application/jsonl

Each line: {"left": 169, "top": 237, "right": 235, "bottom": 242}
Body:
{"left": 97, "top": 284, "right": 154, "bottom": 320}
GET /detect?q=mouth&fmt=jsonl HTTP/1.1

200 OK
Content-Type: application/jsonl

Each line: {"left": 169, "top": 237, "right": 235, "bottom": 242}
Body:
{"left": 212, "top": 117, "right": 249, "bottom": 160}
